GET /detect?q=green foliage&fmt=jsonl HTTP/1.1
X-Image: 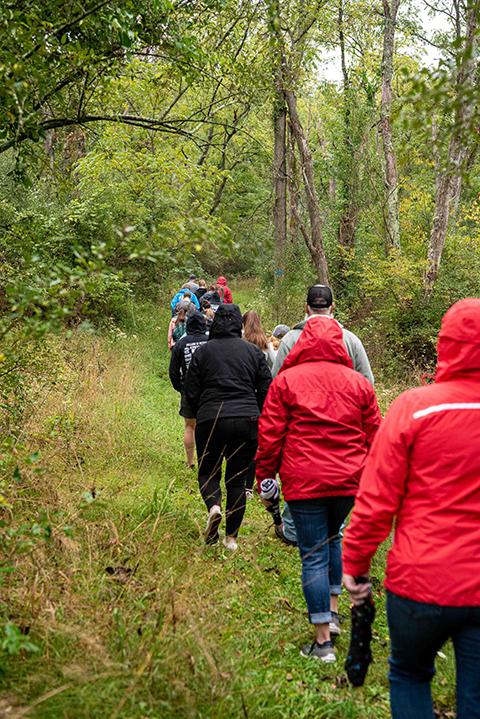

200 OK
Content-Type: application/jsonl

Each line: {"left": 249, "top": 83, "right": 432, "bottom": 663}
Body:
{"left": 1, "top": 622, "right": 39, "bottom": 656}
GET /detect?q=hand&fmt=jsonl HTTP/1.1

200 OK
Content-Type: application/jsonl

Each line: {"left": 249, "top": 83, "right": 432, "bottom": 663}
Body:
{"left": 343, "top": 574, "right": 372, "bottom": 605}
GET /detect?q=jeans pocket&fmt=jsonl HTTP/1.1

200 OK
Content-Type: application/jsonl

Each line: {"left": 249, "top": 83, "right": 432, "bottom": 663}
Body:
{"left": 390, "top": 593, "right": 443, "bottom": 621}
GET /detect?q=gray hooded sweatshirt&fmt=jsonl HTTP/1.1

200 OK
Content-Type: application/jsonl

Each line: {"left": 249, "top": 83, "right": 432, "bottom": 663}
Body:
{"left": 271, "top": 314, "right": 374, "bottom": 384}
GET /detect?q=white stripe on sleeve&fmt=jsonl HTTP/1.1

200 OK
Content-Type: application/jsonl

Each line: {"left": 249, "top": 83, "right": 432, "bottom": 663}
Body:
{"left": 413, "top": 403, "right": 480, "bottom": 420}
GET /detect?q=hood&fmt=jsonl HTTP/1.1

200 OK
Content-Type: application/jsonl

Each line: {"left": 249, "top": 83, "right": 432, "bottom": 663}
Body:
{"left": 186, "top": 311, "right": 207, "bottom": 335}
{"left": 216, "top": 276, "right": 227, "bottom": 286}
{"left": 209, "top": 303, "right": 243, "bottom": 339}
{"left": 436, "top": 298, "right": 480, "bottom": 382}
{"left": 280, "top": 316, "right": 353, "bottom": 373}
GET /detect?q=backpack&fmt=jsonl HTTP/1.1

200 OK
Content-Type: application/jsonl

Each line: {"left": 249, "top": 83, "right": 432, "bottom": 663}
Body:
{"left": 173, "top": 321, "right": 186, "bottom": 342}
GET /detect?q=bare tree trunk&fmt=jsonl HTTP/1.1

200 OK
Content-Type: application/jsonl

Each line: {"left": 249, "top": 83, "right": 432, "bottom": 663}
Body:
{"left": 424, "top": 0, "right": 480, "bottom": 297}
{"left": 380, "top": 0, "right": 401, "bottom": 252}
{"left": 337, "top": 0, "right": 358, "bottom": 249}
{"left": 287, "top": 121, "right": 301, "bottom": 244}
{"left": 284, "top": 86, "right": 329, "bottom": 283}
{"left": 273, "top": 83, "right": 288, "bottom": 270}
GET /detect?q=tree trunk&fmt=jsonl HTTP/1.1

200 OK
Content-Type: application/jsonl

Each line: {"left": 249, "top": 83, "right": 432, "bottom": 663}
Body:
{"left": 337, "top": 0, "right": 357, "bottom": 249}
{"left": 424, "top": 0, "right": 480, "bottom": 297}
{"left": 273, "top": 84, "right": 288, "bottom": 272}
{"left": 380, "top": 0, "right": 401, "bottom": 252}
{"left": 284, "top": 85, "right": 329, "bottom": 284}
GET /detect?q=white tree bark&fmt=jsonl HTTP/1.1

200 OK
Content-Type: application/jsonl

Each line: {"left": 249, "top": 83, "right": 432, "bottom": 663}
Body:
{"left": 380, "top": 0, "right": 401, "bottom": 251}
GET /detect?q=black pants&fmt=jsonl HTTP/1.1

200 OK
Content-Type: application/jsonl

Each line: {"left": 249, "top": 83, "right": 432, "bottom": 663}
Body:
{"left": 195, "top": 416, "right": 258, "bottom": 537}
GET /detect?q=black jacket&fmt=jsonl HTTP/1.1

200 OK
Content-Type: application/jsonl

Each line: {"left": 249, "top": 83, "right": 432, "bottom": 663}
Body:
{"left": 185, "top": 304, "right": 272, "bottom": 422}
{"left": 169, "top": 313, "right": 208, "bottom": 392}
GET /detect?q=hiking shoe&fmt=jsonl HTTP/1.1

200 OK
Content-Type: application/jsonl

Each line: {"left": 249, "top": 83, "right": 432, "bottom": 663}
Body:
{"left": 222, "top": 536, "right": 238, "bottom": 551}
{"left": 204, "top": 505, "right": 221, "bottom": 544}
{"left": 274, "top": 523, "right": 297, "bottom": 546}
{"left": 301, "top": 640, "right": 336, "bottom": 663}
{"left": 329, "top": 611, "right": 341, "bottom": 637}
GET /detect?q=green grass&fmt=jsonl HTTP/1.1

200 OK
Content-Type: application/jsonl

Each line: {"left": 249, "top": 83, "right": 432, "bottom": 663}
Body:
{"left": 0, "top": 292, "right": 456, "bottom": 718}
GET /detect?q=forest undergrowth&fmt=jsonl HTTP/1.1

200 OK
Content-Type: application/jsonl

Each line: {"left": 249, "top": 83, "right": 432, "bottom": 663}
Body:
{"left": 0, "top": 284, "right": 457, "bottom": 719}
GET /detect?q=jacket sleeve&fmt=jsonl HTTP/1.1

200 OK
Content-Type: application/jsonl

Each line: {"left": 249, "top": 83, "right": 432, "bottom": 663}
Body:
{"left": 352, "top": 335, "right": 375, "bottom": 386}
{"left": 225, "top": 287, "right": 233, "bottom": 303}
{"left": 271, "top": 332, "right": 295, "bottom": 377}
{"left": 343, "top": 394, "right": 413, "bottom": 577}
{"left": 168, "top": 343, "right": 183, "bottom": 392}
{"left": 184, "top": 347, "right": 203, "bottom": 416}
{"left": 191, "top": 294, "right": 200, "bottom": 310}
{"left": 170, "top": 292, "right": 180, "bottom": 314}
{"left": 255, "top": 352, "right": 273, "bottom": 410}
{"left": 361, "top": 385, "right": 382, "bottom": 448}
{"left": 256, "top": 378, "right": 289, "bottom": 486}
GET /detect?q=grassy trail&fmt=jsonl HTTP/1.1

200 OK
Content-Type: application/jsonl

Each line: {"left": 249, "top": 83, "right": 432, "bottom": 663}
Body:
{"left": 1, "top": 290, "right": 455, "bottom": 718}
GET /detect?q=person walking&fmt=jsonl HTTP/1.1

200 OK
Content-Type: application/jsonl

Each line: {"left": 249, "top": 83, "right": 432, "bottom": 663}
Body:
{"left": 272, "top": 285, "right": 373, "bottom": 382}
{"left": 170, "top": 286, "right": 200, "bottom": 315}
{"left": 256, "top": 316, "right": 381, "bottom": 662}
{"left": 195, "top": 279, "right": 207, "bottom": 302}
{"left": 273, "top": 284, "right": 375, "bottom": 545}
{"left": 169, "top": 312, "right": 208, "bottom": 468}
{"left": 185, "top": 274, "right": 199, "bottom": 293}
{"left": 242, "top": 310, "right": 276, "bottom": 370}
{"left": 343, "top": 298, "right": 480, "bottom": 719}
{"left": 185, "top": 304, "right": 271, "bottom": 550}
{"left": 216, "top": 276, "right": 233, "bottom": 304}
{"left": 171, "top": 307, "right": 187, "bottom": 344}
{"left": 270, "top": 324, "right": 290, "bottom": 352}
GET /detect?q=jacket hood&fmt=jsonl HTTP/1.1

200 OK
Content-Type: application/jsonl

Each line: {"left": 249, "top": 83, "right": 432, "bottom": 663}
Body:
{"left": 186, "top": 311, "right": 207, "bottom": 335}
{"left": 436, "top": 298, "right": 480, "bottom": 382}
{"left": 209, "top": 303, "right": 243, "bottom": 339}
{"left": 280, "top": 316, "right": 353, "bottom": 373}
{"left": 216, "top": 276, "right": 227, "bottom": 286}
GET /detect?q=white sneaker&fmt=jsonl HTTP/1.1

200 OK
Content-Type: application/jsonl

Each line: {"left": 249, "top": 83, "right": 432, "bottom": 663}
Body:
{"left": 204, "top": 505, "right": 221, "bottom": 544}
{"left": 222, "top": 536, "right": 238, "bottom": 551}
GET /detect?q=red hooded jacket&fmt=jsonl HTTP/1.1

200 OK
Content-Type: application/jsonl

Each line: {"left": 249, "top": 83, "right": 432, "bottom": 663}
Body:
{"left": 255, "top": 317, "right": 381, "bottom": 500}
{"left": 343, "top": 298, "right": 480, "bottom": 606}
{"left": 216, "top": 276, "right": 233, "bottom": 304}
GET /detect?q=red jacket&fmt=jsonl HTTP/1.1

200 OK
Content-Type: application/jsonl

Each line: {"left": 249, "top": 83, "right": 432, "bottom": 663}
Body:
{"left": 256, "top": 317, "right": 381, "bottom": 500}
{"left": 216, "top": 276, "right": 233, "bottom": 304}
{"left": 343, "top": 298, "right": 480, "bottom": 606}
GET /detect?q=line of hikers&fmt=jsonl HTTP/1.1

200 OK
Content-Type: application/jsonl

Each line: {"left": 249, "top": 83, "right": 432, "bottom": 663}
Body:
{"left": 167, "top": 279, "right": 480, "bottom": 719}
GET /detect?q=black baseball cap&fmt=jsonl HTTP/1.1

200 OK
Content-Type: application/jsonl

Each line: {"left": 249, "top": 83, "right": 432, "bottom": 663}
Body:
{"left": 306, "top": 284, "right": 333, "bottom": 309}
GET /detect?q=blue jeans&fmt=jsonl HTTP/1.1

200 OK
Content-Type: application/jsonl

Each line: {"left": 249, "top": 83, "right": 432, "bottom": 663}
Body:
{"left": 282, "top": 502, "right": 298, "bottom": 543}
{"left": 387, "top": 591, "right": 480, "bottom": 719}
{"left": 288, "top": 497, "right": 354, "bottom": 624}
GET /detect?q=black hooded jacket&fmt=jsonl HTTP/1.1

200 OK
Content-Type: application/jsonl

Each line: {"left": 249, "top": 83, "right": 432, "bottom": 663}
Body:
{"left": 169, "top": 312, "right": 208, "bottom": 392}
{"left": 184, "top": 304, "right": 272, "bottom": 422}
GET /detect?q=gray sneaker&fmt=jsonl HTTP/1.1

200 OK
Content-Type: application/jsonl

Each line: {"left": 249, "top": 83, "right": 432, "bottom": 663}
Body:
{"left": 300, "top": 640, "right": 336, "bottom": 663}
{"left": 329, "top": 612, "right": 341, "bottom": 637}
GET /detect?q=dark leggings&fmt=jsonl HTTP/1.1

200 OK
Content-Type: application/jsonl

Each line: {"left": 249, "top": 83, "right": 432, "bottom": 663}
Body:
{"left": 195, "top": 417, "right": 258, "bottom": 537}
